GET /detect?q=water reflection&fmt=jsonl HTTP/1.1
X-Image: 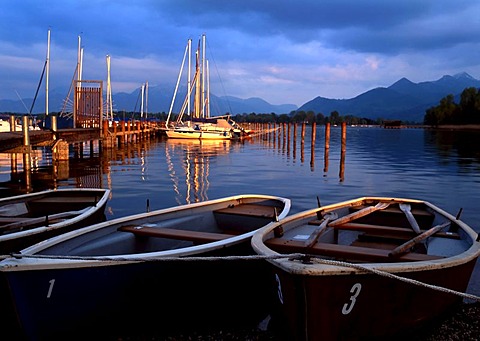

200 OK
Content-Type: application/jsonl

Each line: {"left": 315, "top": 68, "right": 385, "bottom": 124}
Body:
{"left": 0, "top": 127, "right": 479, "bottom": 203}
{"left": 424, "top": 129, "right": 480, "bottom": 169}
{"left": 165, "top": 139, "right": 232, "bottom": 205}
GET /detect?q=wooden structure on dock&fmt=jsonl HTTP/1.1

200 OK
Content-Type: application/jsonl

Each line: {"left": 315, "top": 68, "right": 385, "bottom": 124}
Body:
{"left": 0, "top": 115, "right": 162, "bottom": 159}
{"left": 74, "top": 80, "right": 103, "bottom": 129}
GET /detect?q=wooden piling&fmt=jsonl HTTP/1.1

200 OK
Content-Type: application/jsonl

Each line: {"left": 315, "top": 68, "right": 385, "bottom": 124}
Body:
{"left": 340, "top": 122, "right": 346, "bottom": 181}
{"left": 324, "top": 122, "right": 330, "bottom": 172}
{"left": 293, "top": 123, "right": 297, "bottom": 159}
{"left": 311, "top": 122, "right": 316, "bottom": 168}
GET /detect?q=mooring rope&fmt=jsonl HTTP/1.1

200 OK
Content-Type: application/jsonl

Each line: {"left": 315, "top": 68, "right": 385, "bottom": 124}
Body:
{"left": 304, "top": 256, "right": 480, "bottom": 302}
{"left": 2, "top": 252, "right": 479, "bottom": 302}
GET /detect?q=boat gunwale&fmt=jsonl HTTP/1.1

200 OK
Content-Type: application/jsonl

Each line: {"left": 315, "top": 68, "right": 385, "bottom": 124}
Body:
{"left": 0, "top": 188, "right": 111, "bottom": 242}
{"left": 1, "top": 194, "right": 291, "bottom": 271}
{"left": 251, "top": 196, "right": 480, "bottom": 276}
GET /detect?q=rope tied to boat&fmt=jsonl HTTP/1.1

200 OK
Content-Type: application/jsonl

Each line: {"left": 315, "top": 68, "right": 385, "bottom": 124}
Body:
{"left": 1, "top": 252, "right": 479, "bottom": 302}
{"left": 0, "top": 252, "right": 304, "bottom": 262}
{"left": 304, "top": 255, "right": 480, "bottom": 303}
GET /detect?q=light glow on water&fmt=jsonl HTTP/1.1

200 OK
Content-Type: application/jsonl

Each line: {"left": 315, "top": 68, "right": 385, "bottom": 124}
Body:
{"left": 1, "top": 126, "right": 480, "bottom": 293}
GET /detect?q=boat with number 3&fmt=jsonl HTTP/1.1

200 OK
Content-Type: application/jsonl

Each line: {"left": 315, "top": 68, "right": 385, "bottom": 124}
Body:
{"left": 251, "top": 196, "right": 480, "bottom": 340}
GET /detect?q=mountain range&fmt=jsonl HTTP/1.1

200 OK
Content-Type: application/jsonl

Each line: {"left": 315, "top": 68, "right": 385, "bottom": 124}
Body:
{"left": 1, "top": 72, "right": 479, "bottom": 123}
{"left": 298, "top": 72, "right": 480, "bottom": 122}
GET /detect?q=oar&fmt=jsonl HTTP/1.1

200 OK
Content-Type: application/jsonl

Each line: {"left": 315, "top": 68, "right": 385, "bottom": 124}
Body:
{"left": 389, "top": 221, "right": 451, "bottom": 257}
{"left": 329, "top": 202, "right": 390, "bottom": 227}
{"left": 316, "top": 196, "right": 322, "bottom": 219}
{"left": 399, "top": 203, "right": 421, "bottom": 234}
{"left": 305, "top": 212, "right": 338, "bottom": 249}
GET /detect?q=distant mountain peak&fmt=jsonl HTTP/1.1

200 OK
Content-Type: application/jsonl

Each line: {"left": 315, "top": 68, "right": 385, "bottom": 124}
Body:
{"left": 391, "top": 77, "right": 414, "bottom": 87}
{"left": 298, "top": 72, "right": 480, "bottom": 123}
{"left": 453, "top": 71, "right": 474, "bottom": 80}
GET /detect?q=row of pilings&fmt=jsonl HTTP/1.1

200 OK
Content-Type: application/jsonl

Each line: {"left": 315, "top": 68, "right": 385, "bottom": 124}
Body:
{"left": 245, "top": 121, "right": 347, "bottom": 181}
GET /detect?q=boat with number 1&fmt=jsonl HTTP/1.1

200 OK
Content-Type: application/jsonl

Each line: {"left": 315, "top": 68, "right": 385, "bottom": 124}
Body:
{"left": 1, "top": 193, "right": 290, "bottom": 339}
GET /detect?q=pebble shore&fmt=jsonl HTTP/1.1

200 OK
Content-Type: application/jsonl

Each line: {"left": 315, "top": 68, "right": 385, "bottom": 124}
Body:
{"left": 116, "top": 302, "right": 479, "bottom": 341}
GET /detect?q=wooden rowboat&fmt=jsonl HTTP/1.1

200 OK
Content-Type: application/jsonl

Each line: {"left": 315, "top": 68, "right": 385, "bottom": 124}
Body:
{"left": 251, "top": 197, "right": 480, "bottom": 340}
{"left": 0, "top": 188, "right": 110, "bottom": 254}
{"left": 0, "top": 194, "right": 290, "bottom": 340}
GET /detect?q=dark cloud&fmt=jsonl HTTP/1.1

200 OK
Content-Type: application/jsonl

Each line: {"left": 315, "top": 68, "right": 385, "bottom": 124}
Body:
{"left": 1, "top": 1, "right": 480, "bottom": 105}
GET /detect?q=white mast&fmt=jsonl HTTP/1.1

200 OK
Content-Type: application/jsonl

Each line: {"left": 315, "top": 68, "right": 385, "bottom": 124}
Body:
{"left": 74, "top": 35, "right": 82, "bottom": 129}
{"left": 77, "top": 35, "right": 82, "bottom": 83}
{"left": 79, "top": 48, "right": 83, "bottom": 82}
{"left": 145, "top": 81, "right": 148, "bottom": 120}
{"left": 106, "top": 55, "right": 113, "bottom": 122}
{"left": 188, "top": 39, "right": 191, "bottom": 116}
{"left": 45, "top": 29, "right": 50, "bottom": 116}
{"left": 166, "top": 40, "right": 190, "bottom": 126}
{"left": 206, "top": 59, "right": 210, "bottom": 118}
{"left": 201, "top": 34, "right": 206, "bottom": 119}
{"left": 140, "top": 83, "right": 145, "bottom": 120}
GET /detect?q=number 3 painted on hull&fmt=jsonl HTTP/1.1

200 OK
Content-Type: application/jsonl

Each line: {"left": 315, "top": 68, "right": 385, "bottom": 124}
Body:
{"left": 342, "top": 283, "right": 362, "bottom": 315}
{"left": 275, "top": 274, "right": 284, "bottom": 304}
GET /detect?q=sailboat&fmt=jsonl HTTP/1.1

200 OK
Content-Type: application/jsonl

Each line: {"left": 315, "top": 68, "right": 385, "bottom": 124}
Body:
{"left": 165, "top": 35, "right": 247, "bottom": 140}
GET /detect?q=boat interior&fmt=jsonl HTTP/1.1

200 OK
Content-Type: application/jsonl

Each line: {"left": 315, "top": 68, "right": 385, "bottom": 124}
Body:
{"left": 38, "top": 199, "right": 285, "bottom": 257}
{"left": 265, "top": 200, "right": 472, "bottom": 263}
{"left": 0, "top": 194, "right": 101, "bottom": 235}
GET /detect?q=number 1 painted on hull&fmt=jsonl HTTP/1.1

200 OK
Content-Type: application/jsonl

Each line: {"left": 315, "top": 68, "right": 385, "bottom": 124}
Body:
{"left": 47, "top": 279, "right": 55, "bottom": 298}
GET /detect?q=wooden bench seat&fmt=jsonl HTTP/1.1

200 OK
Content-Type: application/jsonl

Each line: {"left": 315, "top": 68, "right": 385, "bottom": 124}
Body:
{"left": 28, "top": 196, "right": 99, "bottom": 204}
{"left": 344, "top": 205, "right": 435, "bottom": 228}
{"left": 214, "top": 204, "right": 278, "bottom": 219}
{"left": 264, "top": 238, "right": 444, "bottom": 262}
{"left": 0, "top": 208, "right": 89, "bottom": 233}
{"left": 0, "top": 217, "right": 32, "bottom": 224}
{"left": 308, "top": 221, "right": 460, "bottom": 240}
{"left": 118, "top": 225, "right": 235, "bottom": 244}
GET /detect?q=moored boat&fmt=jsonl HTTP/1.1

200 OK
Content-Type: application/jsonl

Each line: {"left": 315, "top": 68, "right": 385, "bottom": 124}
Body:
{"left": 251, "top": 196, "right": 480, "bottom": 340}
{"left": 0, "top": 188, "right": 110, "bottom": 254}
{"left": 0, "top": 194, "right": 290, "bottom": 340}
{"left": 164, "top": 35, "right": 249, "bottom": 140}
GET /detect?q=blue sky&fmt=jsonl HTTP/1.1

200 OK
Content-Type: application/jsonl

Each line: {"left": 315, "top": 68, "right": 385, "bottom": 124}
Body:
{"left": 1, "top": 0, "right": 480, "bottom": 106}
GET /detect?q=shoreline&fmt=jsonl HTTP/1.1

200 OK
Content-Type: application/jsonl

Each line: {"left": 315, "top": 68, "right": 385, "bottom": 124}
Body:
{"left": 429, "top": 124, "right": 480, "bottom": 131}
{"left": 115, "top": 302, "right": 480, "bottom": 340}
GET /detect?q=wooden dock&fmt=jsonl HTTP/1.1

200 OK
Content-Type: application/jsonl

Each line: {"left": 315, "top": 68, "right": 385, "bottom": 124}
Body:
{"left": 0, "top": 120, "right": 162, "bottom": 154}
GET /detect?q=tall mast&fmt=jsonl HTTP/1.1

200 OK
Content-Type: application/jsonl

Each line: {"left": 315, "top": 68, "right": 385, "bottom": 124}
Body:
{"left": 166, "top": 40, "right": 190, "bottom": 126}
{"left": 74, "top": 35, "right": 82, "bottom": 129}
{"left": 45, "top": 29, "right": 50, "bottom": 116}
{"left": 140, "top": 83, "right": 145, "bottom": 120}
{"left": 106, "top": 55, "right": 113, "bottom": 122}
{"left": 187, "top": 39, "right": 191, "bottom": 116}
{"left": 145, "top": 81, "right": 148, "bottom": 120}
{"left": 194, "top": 40, "right": 201, "bottom": 119}
{"left": 201, "top": 34, "right": 206, "bottom": 118}
{"left": 206, "top": 59, "right": 210, "bottom": 118}
{"left": 77, "top": 35, "right": 82, "bottom": 82}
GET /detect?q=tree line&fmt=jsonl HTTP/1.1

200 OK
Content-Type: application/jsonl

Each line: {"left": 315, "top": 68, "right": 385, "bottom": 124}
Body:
{"left": 18, "top": 88, "right": 480, "bottom": 127}
{"left": 424, "top": 87, "right": 480, "bottom": 126}
{"left": 137, "top": 110, "right": 380, "bottom": 126}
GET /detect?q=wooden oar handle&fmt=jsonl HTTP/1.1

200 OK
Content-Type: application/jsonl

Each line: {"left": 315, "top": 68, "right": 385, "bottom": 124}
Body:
{"left": 389, "top": 221, "right": 450, "bottom": 257}
{"left": 305, "top": 218, "right": 330, "bottom": 249}
{"left": 329, "top": 202, "right": 390, "bottom": 227}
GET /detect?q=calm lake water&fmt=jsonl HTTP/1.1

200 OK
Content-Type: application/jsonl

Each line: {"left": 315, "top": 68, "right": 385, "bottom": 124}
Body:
{"left": 1, "top": 125, "right": 480, "bottom": 296}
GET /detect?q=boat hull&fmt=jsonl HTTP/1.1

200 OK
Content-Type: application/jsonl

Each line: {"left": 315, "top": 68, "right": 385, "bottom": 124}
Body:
{"left": 3, "top": 243, "right": 272, "bottom": 339}
{"left": 251, "top": 196, "right": 480, "bottom": 340}
{"left": 269, "top": 259, "right": 477, "bottom": 340}
{"left": 166, "top": 129, "right": 232, "bottom": 140}
{"left": 1, "top": 194, "right": 290, "bottom": 339}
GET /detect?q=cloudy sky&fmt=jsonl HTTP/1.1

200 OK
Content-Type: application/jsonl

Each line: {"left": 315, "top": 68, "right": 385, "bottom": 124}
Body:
{"left": 1, "top": 0, "right": 480, "bottom": 107}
